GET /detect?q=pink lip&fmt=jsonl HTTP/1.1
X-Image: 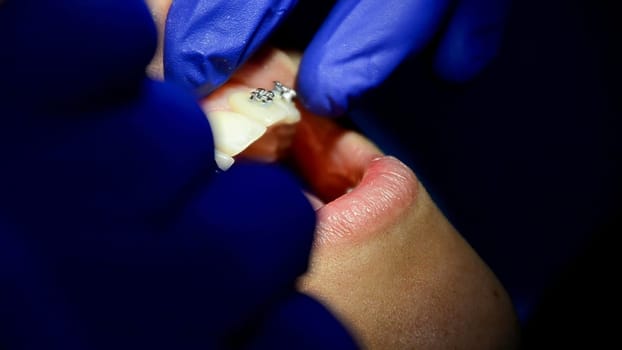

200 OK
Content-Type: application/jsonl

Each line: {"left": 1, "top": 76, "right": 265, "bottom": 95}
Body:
{"left": 313, "top": 155, "right": 420, "bottom": 246}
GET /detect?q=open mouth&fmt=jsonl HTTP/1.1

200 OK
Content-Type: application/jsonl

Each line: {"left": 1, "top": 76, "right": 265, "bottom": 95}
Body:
{"left": 198, "top": 47, "right": 420, "bottom": 246}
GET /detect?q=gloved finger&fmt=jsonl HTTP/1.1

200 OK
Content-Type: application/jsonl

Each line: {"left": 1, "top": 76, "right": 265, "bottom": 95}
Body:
{"left": 3, "top": 79, "right": 216, "bottom": 219}
{"left": 245, "top": 292, "right": 358, "bottom": 349}
{"left": 434, "top": 0, "right": 512, "bottom": 82}
{"left": 0, "top": 0, "right": 156, "bottom": 112}
{"left": 172, "top": 162, "right": 317, "bottom": 333}
{"left": 164, "top": 0, "right": 298, "bottom": 97}
{"left": 296, "top": 0, "right": 452, "bottom": 117}
{"left": 3, "top": 163, "right": 314, "bottom": 346}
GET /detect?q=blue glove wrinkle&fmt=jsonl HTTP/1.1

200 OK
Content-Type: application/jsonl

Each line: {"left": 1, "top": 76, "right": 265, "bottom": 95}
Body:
{"left": 434, "top": 0, "right": 512, "bottom": 82}
{"left": 164, "top": 0, "right": 298, "bottom": 97}
{"left": 0, "top": 0, "right": 157, "bottom": 112}
{"left": 297, "top": 0, "right": 452, "bottom": 116}
{"left": 246, "top": 292, "right": 358, "bottom": 349}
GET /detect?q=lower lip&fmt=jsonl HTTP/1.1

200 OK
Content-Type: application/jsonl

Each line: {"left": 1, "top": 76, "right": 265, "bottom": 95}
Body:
{"left": 313, "top": 155, "right": 419, "bottom": 246}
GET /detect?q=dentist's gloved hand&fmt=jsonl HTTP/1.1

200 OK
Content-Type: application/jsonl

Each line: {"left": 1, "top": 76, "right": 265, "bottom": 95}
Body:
{"left": 297, "top": 0, "right": 513, "bottom": 116}
{"left": 164, "top": 0, "right": 511, "bottom": 117}
{"left": 0, "top": 1, "right": 356, "bottom": 349}
{"left": 164, "top": 0, "right": 299, "bottom": 97}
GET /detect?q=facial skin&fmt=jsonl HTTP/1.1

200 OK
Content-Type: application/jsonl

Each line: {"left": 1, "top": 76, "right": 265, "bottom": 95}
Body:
{"left": 290, "top": 113, "right": 520, "bottom": 349}
{"left": 144, "top": 2, "right": 520, "bottom": 348}
{"left": 143, "top": 0, "right": 170, "bottom": 80}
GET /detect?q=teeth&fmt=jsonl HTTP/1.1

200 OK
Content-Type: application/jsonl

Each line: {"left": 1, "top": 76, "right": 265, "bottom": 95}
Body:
{"left": 215, "top": 150, "right": 234, "bottom": 171}
{"left": 205, "top": 84, "right": 302, "bottom": 171}
{"left": 228, "top": 90, "right": 295, "bottom": 126}
{"left": 207, "top": 110, "right": 266, "bottom": 157}
{"left": 281, "top": 101, "right": 301, "bottom": 124}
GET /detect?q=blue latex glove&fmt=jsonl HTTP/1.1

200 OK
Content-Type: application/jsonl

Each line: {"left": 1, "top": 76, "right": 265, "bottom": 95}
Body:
{"left": 164, "top": 0, "right": 511, "bottom": 116}
{"left": 297, "top": 0, "right": 513, "bottom": 116}
{"left": 164, "top": 0, "right": 299, "bottom": 97}
{"left": 0, "top": 1, "right": 356, "bottom": 349}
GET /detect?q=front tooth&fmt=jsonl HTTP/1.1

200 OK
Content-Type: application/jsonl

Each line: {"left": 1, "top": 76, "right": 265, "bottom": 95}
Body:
{"left": 281, "top": 101, "right": 301, "bottom": 124}
{"left": 215, "top": 150, "right": 234, "bottom": 171}
{"left": 228, "top": 90, "right": 290, "bottom": 126}
{"left": 207, "top": 110, "right": 266, "bottom": 157}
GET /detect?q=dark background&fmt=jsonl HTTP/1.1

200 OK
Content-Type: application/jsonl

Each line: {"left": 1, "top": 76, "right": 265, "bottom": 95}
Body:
{"left": 273, "top": 0, "right": 621, "bottom": 347}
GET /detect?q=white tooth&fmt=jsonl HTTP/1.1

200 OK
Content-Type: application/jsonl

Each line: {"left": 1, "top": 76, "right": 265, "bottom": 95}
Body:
{"left": 228, "top": 90, "right": 290, "bottom": 126}
{"left": 215, "top": 150, "right": 234, "bottom": 171}
{"left": 280, "top": 100, "right": 301, "bottom": 124}
{"left": 207, "top": 110, "right": 266, "bottom": 157}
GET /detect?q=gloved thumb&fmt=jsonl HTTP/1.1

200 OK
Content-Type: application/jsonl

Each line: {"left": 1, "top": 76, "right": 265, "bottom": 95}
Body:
{"left": 164, "top": 0, "right": 298, "bottom": 97}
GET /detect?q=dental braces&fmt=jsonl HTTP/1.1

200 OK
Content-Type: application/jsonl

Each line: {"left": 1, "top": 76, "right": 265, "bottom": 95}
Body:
{"left": 250, "top": 81, "right": 297, "bottom": 104}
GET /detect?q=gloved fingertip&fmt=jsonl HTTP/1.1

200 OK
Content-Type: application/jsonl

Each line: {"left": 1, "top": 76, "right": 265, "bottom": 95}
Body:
{"left": 164, "top": 0, "right": 299, "bottom": 97}
{"left": 176, "top": 162, "right": 316, "bottom": 281}
{"left": 299, "top": 89, "right": 347, "bottom": 118}
{"left": 296, "top": 59, "right": 348, "bottom": 117}
{"left": 163, "top": 37, "right": 232, "bottom": 97}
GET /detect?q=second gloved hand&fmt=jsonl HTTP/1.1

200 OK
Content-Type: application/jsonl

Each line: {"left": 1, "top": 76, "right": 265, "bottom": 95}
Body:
{"left": 296, "top": 0, "right": 512, "bottom": 116}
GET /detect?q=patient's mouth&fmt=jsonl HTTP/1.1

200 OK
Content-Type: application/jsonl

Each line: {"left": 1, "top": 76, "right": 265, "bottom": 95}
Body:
{"left": 143, "top": 0, "right": 421, "bottom": 246}
{"left": 200, "top": 47, "right": 420, "bottom": 245}
{"left": 287, "top": 113, "right": 420, "bottom": 246}
{"left": 198, "top": 49, "right": 300, "bottom": 170}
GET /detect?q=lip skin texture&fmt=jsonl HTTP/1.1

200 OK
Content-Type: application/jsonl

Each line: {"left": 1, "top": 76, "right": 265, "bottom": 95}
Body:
{"left": 315, "top": 155, "right": 419, "bottom": 245}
